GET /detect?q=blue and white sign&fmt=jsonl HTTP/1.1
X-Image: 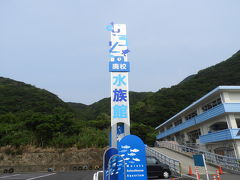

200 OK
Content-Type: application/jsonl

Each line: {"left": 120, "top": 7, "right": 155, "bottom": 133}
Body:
{"left": 108, "top": 155, "right": 126, "bottom": 180}
{"left": 108, "top": 23, "right": 130, "bottom": 127}
{"left": 118, "top": 135, "right": 147, "bottom": 179}
{"left": 103, "top": 148, "right": 118, "bottom": 180}
{"left": 193, "top": 154, "right": 210, "bottom": 180}
{"left": 109, "top": 55, "right": 130, "bottom": 72}
{"left": 107, "top": 23, "right": 131, "bottom": 147}
{"left": 109, "top": 61, "right": 130, "bottom": 72}
{"left": 193, "top": 154, "right": 205, "bottom": 167}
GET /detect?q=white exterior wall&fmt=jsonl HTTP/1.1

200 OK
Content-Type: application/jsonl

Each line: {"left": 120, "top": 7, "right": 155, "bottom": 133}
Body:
{"left": 221, "top": 92, "right": 230, "bottom": 103}
{"left": 226, "top": 92, "right": 240, "bottom": 103}
{"left": 197, "top": 106, "right": 203, "bottom": 115}
{"left": 222, "top": 92, "right": 240, "bottom": 103}
{"left": 200, "top": 116, "right": 228, "bottom": 133}
{"left": 235, "top": 140, "right": 240, "bottom": 158}
{"left": 183, "top": 132, "right": 189, "bottom": 141}
{"left": 226, "top": 114, "right": 238, "bottom": 129}
{"left": 205, "top": 141, "right": 235, "bottom": 155}
{"left": 173, "top": 135, "right": 177, "bottom": 141}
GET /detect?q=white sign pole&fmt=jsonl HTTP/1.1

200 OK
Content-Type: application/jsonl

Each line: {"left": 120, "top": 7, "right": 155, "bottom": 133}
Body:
{"left": 107, "top": 23, "right": 131, "bottom": 148}
{"left": 202, "top": 154, "right": 209, "bottom": 180}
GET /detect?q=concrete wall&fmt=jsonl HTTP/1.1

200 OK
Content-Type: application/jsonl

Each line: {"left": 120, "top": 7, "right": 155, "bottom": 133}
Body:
{"left": 225, "top": 114, "right": 238, "bottom": 128}
{"left": 234, "top": 140, "right": 240, "bottom": 158}
{"left": 0, "top": 147, "right": 104, "bottom": 172}
{"left": 200, "top": 116, "right": 227, "bottom": 134}
{"left": 223, "top": 92, "right": 240, "bottom": 103}
{"left": 205, "top": 141, "right": 235, "bottom": 156}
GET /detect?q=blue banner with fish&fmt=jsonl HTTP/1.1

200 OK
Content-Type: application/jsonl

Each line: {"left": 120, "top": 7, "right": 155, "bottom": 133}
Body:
{"left": 117, "top": 135, "right": 147, "bottom": 179}
{"left": 103, "top": 147, "right": 118, "bottom": 180}
{"left": 108, "top": 154, "right": 125, "bottom": 180}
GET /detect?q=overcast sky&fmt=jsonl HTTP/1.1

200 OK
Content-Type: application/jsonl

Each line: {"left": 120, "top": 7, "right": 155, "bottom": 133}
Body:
{"left": 1, "top": 0, "right": 240, "bottom": 105}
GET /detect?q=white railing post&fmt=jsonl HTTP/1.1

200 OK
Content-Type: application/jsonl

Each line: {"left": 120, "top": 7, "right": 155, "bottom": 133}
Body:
{"left": 93, "top": 171, "right": 103, "bottom": 180}
{"left": 93, "top": 172, "right": 97, "bottom": 180}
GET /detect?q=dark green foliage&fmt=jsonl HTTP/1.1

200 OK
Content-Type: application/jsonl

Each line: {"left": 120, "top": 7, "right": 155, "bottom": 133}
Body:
{"left": 0, "top": 50, "right": 239, "bottom": 148}
{"left": 135, "top": 50, "right": 240, "bottom": 127}
{"left": 131, "top": 123, "right": 156, "bottom": 146}
{"left": 71, "top": 50, "right": 240, "bottom": 143}
{"left": 67, "top": 102, "right": 88, "bottom": 118}
{"left": 0, "top": 77, "right": 71, "bottom": 114}
{"left": 0, "top": 78, "right": 109, "bottom": 148}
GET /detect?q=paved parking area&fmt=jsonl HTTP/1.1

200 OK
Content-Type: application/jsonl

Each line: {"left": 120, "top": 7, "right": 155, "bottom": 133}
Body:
{"left": 0, "top": 171, "right": 181, "bottom": 180}
{"left": 0, "top": 173, "right": 56, "bottom": 180}
{"left": 1, "top": 171, "right": 239, "bottom": 180}
{"left": 0, "top": 171, "right": 94, "bottom": 180}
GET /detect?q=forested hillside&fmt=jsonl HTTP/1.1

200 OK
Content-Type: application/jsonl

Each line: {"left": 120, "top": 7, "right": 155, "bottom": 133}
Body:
{"left": 73, "top": 50, "right": 240, "bottom": 143}
{"left": 0, "top": 77, "right": 70, "bottom": 114}
{"left": 0, "top": 78, "right": 108, "bottom": 148}
{"left": 135, "top": 50, "right": 240, "bottom": 127}
{"left": 0, "top": 50, "right": 239, "bottom": 148}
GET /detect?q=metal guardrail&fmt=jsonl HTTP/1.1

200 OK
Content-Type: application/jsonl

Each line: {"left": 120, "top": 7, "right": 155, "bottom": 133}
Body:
{"left": 156, "top": 141, "right": 240, "bottom": 172}
{"left": 93, "top": 171, "right": 103, "bottom": 180}
{"left": 146, "top": 146, "right": 181, "bottom": 177}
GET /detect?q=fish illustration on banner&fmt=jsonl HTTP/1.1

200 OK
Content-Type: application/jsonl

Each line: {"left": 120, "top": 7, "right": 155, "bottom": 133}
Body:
{"left": 118, "top": 135, "right": 147, "bottom": 179}
{"left": 103, "top": 148, "right": 118, "bottom": 180}
{"left": 108, "top": 155, "right": 125, "bottom": 180}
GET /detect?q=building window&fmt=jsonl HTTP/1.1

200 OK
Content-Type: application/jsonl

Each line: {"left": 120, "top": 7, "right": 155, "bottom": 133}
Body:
{"left": 160, "top": 129, "right": 164, "bottom": 134}
{"left": 174, "top": 119, "right": 182, "bottom": 126}
{"left": 187, "top": 129, "right": 201, "bottom": 143}
{"left": 209, "top": 122, "right": 228, "bottom": 132}
{"left": 202, "top": 97, "right": 222, "bottom": 112}
{"left": 175, "top": 132, "right": 184, "bottom": 144}
{"left": 166, "top": 137, "right": 171, "bottom": 141}
{"left": 214, "top": 147, "right": 235, "bottom": 157}
{"left": 166, "top": 124, "right": 173, "bottom": 130}
{"left": 236, "top": 118, "right": 240, "bottom": 128}
{"left": 185, "top": 111, "right": 197, "bottom": 120}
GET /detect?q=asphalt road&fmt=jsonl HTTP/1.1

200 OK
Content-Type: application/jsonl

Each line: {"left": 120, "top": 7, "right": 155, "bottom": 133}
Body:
{"left": 0, "top": 171, "right": 97, "bottom": 180}
{"left": 0, "top": 171, "right": 181, "bottom": 180}
{"left": 0, "top": 171, "right": 239, "bottom": 180}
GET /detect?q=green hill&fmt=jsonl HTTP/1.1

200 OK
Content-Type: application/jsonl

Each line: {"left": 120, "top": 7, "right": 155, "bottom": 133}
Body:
{"left": 134, "top": 50, "right": 240, "bottom": 127}
{"left": 0, "top": 50, "right": 239, "bottom": 148}
{"left": 69, "top": 91, "right": 153, "bottom": 121}
{"left": 0, "top": 77, "right": 71, "bottom": 114}
{"left": 0, "top": 78, "right": 108, "bottom": 148}
{"left": 69, "top": 50, "right": 240, "bottom": 144}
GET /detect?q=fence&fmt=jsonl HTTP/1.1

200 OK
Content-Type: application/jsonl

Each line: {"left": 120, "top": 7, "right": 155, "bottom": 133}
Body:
{"left": 93, "top": 171, "right": 103, "bottom": 180}
{"left": 146, "top": 146, "right": 181, "bottom": 177}
{"left": 156, "top": 141, "right": 240, "bottom": 172}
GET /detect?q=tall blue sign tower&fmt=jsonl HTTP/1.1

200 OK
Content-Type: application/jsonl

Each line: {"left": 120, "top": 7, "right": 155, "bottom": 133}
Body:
{"left": 107, "top": 23, "right": 131, "bottom": 148}
{"left": 105, "top": 23, "right": 147, "bottom": 180}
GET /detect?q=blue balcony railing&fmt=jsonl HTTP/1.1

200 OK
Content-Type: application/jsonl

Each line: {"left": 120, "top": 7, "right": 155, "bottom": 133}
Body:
{"left": 224, "top": 103, "right": 240, "bottom": 112}
{"left": 195, "top": 104, "right": 225, "bottom": 124}
{"left": 156, "top": 118, "right": 195, "bottom": 139}
{"left": 156, "top": 103, "right": 240, "bottom": 140}
{"left": 199, "top": 129, "right": 240, "bottom": 144}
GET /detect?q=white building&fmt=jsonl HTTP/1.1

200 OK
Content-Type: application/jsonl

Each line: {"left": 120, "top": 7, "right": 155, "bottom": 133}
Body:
{"left": 155, "top": 86, "right": 240, "bottom": 158}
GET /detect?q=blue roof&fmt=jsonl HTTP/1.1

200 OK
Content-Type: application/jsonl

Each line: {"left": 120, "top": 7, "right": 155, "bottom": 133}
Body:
{"left": 155, "top": 86, "right": 240, "bottom": 130}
